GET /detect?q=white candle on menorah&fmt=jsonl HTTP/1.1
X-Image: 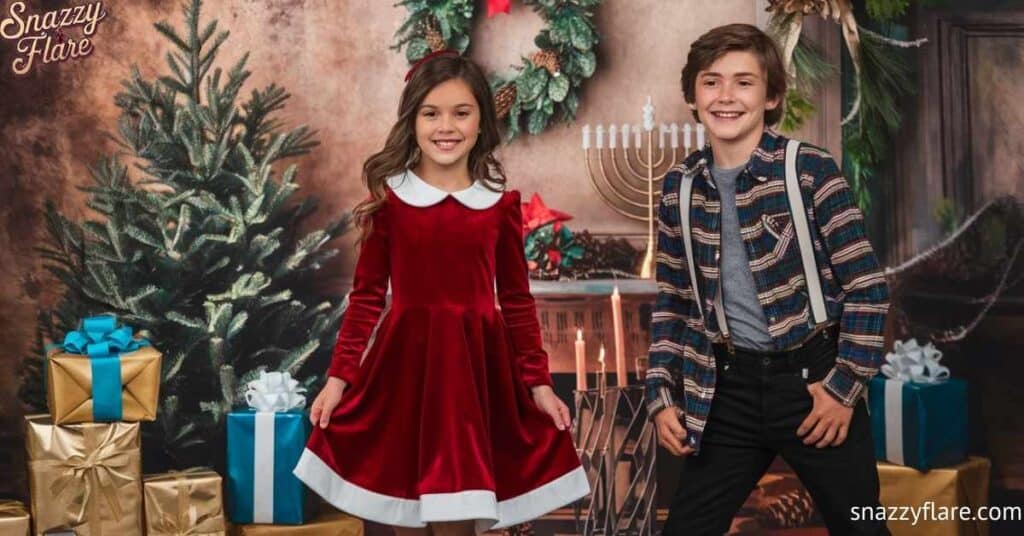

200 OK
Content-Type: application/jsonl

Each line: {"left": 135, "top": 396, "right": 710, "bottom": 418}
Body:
{"left": 582, "top": 96, "right": 705, "bottom": 278}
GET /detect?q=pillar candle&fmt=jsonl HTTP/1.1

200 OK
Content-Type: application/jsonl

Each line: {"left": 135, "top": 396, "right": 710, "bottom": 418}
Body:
{"left": 575, "top": 329, "right": 587, "bottom": 391}
{"left": 611, "top": 285, "right": 626, "bottom": 387}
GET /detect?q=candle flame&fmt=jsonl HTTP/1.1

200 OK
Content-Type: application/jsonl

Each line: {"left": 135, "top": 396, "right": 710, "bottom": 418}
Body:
{"left": 577, "top": 328, "right": 583, "bottom": 340}
{"left": 598, "top": 344, "right": 605, "bottom": 363}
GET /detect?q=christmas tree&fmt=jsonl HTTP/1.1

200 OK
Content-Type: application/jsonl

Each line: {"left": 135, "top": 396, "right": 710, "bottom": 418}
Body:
{"left": 18, "top": 0, "right": 352, "bottom": 472}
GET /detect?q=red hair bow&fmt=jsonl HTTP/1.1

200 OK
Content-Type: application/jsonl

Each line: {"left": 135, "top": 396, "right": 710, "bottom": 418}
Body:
{"left": 404, "top": 49, "right": 460, "bottom": 82}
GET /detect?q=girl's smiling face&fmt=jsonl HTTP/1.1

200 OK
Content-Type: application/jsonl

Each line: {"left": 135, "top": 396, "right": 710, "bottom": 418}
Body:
{"left": 415, "top": 78, "right": 480, "bottom": 172}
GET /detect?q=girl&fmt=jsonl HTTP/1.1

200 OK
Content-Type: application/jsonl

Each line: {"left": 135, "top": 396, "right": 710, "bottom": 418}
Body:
{"left": 292, "top": 52, "right": 590, "bottom": 536}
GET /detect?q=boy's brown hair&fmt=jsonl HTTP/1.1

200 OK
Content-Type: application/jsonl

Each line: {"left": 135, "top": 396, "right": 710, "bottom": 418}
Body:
{"left": 680, "top": 23, "right": 787, "bottom": 126}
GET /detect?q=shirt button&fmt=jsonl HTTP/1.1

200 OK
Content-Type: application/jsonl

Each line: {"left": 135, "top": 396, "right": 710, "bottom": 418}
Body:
{"left": 769, "top": 315, "right": 777, "bottom": 322}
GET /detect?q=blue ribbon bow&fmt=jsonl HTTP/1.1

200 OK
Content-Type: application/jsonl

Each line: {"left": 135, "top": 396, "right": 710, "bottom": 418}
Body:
{"left": 54, "top": 315, "right": 150, "bottom": 421}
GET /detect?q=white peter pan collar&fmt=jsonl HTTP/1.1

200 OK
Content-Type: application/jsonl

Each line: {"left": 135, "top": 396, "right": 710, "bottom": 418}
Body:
{"left": 386, "top": 170, "right": 503, "bottom": 210}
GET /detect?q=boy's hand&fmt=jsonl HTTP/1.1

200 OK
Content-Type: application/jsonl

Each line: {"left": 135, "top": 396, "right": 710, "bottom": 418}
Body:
{"left": 798, "top": 381, "right": 854, "bottom": 447}
{"left": 654, "top": 408, "right": 695, "bottom": 456}
{"left": 531, "top": 385, "right": 572, "bottom": 430}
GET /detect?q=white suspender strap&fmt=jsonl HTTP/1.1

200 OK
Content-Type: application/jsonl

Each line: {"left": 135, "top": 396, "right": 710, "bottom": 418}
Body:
{"left": 784, "top": 139, "right": 828, "bottom": 325}
{"left": 680, "top": 171, "right": 731, "bottom": 337}
{"left": 679, "top": 172, "right": 705, "bottom": 322}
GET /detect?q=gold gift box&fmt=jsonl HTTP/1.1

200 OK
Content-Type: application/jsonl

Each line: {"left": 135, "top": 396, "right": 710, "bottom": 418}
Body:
{"left": 228, "top": 510, "right": 364, "bottom": 536}
{"left": 144, "top": 469, "right": 226, "bottom": 536}
{"left": 46, "top": 343, "right": 161, "bottom": 424}
{"left": 24, "top": 415, "right": 143, "bottom": 536}
{"left": 878, "top": 456, "right": 991, "bottom": 536}
{"left": 0, "top": 500, "right": 30, "bottom": 536}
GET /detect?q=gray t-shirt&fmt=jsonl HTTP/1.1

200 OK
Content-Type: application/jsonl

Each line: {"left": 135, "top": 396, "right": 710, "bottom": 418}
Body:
{"left": 712, "top": 163, "right": 774, "bottom": 351}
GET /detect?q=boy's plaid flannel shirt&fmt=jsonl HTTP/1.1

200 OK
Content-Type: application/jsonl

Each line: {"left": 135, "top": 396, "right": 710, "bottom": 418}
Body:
{"left": 645, "top": 128, "right": 890, "bottom": 453}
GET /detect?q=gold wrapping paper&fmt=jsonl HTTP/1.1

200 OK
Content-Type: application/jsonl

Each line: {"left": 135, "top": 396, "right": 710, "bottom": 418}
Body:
{"left": 878, "top": 456, "right": 991, "bottom": 536}
{"left": 0, "top": 500, "right": 30, "bottom": 536}
{"left": 24, "top": 415, "right": 143, "bottom": 536}
{"left": 46, "top": 343, "right": 161, "bottom": 424}
{"left": 144, "top": 469, "right": 226, "bottom": 536}
{"left": 228, "top": 510, "right": 363, "bottom": 536}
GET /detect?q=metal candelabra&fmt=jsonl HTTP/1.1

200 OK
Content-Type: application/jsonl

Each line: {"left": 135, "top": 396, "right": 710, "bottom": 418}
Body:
{"left": 581, "top": 96, "right": 704, "bottom": 278}
{"left": 571, "top": 381, "right": 658, "bottom": 536}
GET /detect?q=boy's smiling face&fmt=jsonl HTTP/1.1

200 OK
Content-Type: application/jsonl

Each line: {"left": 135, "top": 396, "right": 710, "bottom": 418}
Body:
{"left": 692, "top": 50, "right": 780, "bottom": 147}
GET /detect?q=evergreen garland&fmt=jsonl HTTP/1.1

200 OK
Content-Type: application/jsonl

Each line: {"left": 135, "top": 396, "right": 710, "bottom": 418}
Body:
{"left": 393, "top": 0, "right": 603, "bottom": 140}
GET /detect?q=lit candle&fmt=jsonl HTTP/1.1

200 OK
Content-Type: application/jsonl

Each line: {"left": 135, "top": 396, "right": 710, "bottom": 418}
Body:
{"left": 596, "top": 125, "right": 604, "bottom": 149}
{"left": 609, "top": 124, "right": 617, "bottom": 149}
{"left": 582, "top": 124, "right": 591, "bottom": 150}
{"left": 598, "top": 344, "right": 607, "bottom": 392}
{"left": 611, "top": 285, "right": 627, "bottom": 387}
{"left": 670, "top": 123, "right": 679, "bottom": 148}
{"left": 575, "top": 329, "right": 587, "bottom": 391}
{"left": 621, "top": 123, "right": 630, "bottom": 148}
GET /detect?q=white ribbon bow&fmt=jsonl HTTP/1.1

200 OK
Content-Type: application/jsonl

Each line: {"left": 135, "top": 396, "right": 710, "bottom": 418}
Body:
{"left": 244, "top": 371, "right": 307, "bottom": 412}
{"left": 880, "top": 338, "right": 950, "bottom": 384}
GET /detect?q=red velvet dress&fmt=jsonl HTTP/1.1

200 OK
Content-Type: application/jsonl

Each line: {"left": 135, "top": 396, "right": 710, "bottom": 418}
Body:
{"left": 293, "top": 171, "right": 589, "bottom": 533}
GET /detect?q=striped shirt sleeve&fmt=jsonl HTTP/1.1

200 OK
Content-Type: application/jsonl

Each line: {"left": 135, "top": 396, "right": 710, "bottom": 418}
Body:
{"left": 645, "top": 174, "right": 706, "bottom": 420}
{"left": 808, "top": 154, "right": 891, "bottom": 406}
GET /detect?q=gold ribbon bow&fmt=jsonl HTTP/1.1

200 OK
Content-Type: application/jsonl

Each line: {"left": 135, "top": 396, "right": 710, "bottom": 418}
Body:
{"left": 0, "top": 500, "right": 28, "bottom": 517}
{"left": 147, "top": 469, "right": 225, "bottom": 536}
{"left": 767, "top": 0, "right": 862, "bottom": 125}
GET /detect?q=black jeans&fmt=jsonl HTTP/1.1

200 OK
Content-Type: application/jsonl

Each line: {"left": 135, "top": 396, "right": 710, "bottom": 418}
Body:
{"left": 661, "top": 329, "right": 890, "bottom": 536}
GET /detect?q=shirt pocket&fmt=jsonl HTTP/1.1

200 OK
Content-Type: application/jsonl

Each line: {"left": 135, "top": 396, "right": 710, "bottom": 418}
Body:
{"left": 761, "top": 211, "right": 794, "bottom": 259}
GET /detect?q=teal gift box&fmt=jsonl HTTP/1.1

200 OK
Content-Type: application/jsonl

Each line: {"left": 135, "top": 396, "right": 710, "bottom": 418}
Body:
{"left": 226, "top": 371, "right": 312, "bottom": 525}
{"left": 868, "top": 376, "right": 968, "bottom": 471}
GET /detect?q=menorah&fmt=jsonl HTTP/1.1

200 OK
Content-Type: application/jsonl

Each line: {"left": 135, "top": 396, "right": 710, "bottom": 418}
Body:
{"left": 581, "top": 97, "right": 705, "bottom": 278}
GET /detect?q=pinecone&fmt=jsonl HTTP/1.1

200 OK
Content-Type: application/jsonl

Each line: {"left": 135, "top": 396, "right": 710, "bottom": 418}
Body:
{"left": 494, "top": 83, "right": 517, "bottom": 119}
{"left": 501, "top": 522, "right": 535, "bottom": 536}
{"left": 531, "top": 50, "right": 560, "bottom": 76}
{"left": 755, "top": 487, "right": 817, "bottom": 528}
{"left": 424, "top": 18, "right": 446, "bottom": 52}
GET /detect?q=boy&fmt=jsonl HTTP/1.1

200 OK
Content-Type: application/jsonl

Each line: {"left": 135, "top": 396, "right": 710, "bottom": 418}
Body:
{"left": 645, "top": 23, "right": 891, "bottom": 535}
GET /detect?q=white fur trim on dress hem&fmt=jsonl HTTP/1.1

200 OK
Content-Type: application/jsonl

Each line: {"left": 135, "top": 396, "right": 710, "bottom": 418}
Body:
{"left": 292, "top": 448, "right": 590, "bottom": 534}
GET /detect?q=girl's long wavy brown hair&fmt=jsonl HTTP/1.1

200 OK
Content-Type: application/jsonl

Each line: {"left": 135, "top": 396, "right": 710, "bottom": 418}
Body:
{"left": 353, "top": 55, "right": 507, "bottom": 243}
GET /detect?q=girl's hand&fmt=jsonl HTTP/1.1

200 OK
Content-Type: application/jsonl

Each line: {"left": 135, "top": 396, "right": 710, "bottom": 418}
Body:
{"left": 310, "top": 377, "right": 347, "bottom": 429}
{"left": 531, "top": 385, "right": 572, "bottom": 431}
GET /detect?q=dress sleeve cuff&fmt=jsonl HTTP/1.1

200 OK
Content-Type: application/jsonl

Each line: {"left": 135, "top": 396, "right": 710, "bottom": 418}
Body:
{"left": 328, "top": 362, "right": 358, "bottom": 388}
{"left": 822, "top": 364, "right": 867, "bottom": 407}
{"left": 523, "top": 371, "right": 554, "bottom": 389}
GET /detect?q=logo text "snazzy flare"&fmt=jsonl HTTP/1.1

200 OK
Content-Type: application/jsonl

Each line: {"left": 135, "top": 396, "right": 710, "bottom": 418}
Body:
{"left": 0, "top": 1, "right": 108, "bottom": 75}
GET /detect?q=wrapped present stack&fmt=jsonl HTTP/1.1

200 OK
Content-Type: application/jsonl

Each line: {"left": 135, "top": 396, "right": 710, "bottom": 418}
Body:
{"left": 21, "top": 314, "right": 363, "bottom": 535}
{"left": 24, "top": 315, "right": 161, "bottom": 535}
{"left": 868, "top": 338, "right": 992, "bottom": 536}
